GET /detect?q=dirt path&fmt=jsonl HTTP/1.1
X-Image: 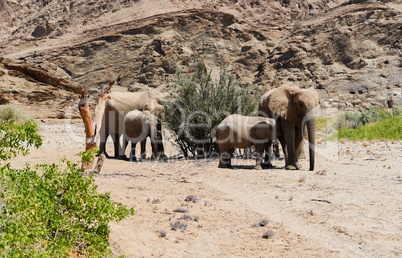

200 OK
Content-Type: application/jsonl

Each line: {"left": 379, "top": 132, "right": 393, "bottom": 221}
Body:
{"left": 9, "top": 122, "right": 402, "bottom": 257}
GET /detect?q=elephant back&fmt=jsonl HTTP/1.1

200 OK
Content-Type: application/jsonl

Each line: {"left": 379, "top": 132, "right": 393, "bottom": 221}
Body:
{"left": 108, "top": 90, "right": 164, "bottom": 114}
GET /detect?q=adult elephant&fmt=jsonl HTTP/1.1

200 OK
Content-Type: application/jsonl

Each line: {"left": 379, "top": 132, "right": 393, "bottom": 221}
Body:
{"left": 99, "top": 90, "right": 167, "bottom": 159}
{"left": 258, "top": 86, "right": 319, "bottom": 171}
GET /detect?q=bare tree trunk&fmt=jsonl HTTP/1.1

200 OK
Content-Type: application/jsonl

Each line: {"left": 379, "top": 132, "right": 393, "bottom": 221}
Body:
{"left": 78, "top": 93, "right": 95, "bottom": 170}
{"left": 78, "top": 80, "right": 114, "bottom": 172}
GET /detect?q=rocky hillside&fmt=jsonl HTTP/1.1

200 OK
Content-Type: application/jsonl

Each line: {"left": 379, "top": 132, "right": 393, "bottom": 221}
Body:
{"left": 0, "top": 0, "right": 401, "bottom": 115}
{"left": 0, "top": 58, "right": 82, "bottom": 120}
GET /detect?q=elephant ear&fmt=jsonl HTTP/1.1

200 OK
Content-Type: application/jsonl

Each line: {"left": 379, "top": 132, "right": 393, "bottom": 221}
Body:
{"left": 304, "top": 87, "right": 320, "bottom": 116}
{"left": 267, "top": 86, "right": 300, "bottom": 122}
{"left": 306, "top": 87, "right": 319, "bottom": 105}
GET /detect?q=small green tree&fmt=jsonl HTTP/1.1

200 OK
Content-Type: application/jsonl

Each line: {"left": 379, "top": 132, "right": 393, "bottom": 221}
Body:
{"left": 162, "top": 60, "right": 257, "bottom": 157}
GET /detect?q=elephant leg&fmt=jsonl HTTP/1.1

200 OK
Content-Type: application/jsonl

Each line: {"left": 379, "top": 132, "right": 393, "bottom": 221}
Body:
{"left": 140, "top": 139, "right": 147, "bottom": 161}
{"left": 155, "top": 120, "right": 165, "bottom": 158}
{"left": 218, "top": 145, "right": 233, "bottom": 169}
{"left": 263, "top": 142, "right": 270, "bottom": 165}
{"left": 117, "top": 136, "right": 128, "bottom": 160}
{"left": 99, "top": 125, "right": 108, "bottom": 157}
{"left": 218, "top": 151, "right": 231, "bottom": 168}
{"left": 110, "top": 132, "right": 120, "bottom": 159}
{"left": 151, "top": 140, "right": 158, "bottom": 161}
{"left": 296, "top": 123, "right": 307, "bottom": 160}
{"left": 296, "top": 139, "right": 307, "bottom": 160}
{"left": 278, "top": 135, "right": 287, "bottom": 162}
{"left": 227, "top": 148, "right": 235, "bottom": 168}
{"left": 254, "top": 144, "right": 265, "bottom": 170}
{"left": 295, "top": 126, "right": 304, "bottom": 168}
{"left": 262, "top": 141, "right": 274, "bottom": 169}
{"left": 129, "top": 142, "right": 137, "bottom": 162}
{"left": 99, "top": 136, "right": 108, "bottom": 157}
{"left": 282, "top": 121, "right": 298, "bottom": 170}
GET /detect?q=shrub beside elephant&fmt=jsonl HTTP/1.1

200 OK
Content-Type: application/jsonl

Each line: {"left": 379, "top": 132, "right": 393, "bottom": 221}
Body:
{"left": 258, "top": 86, "right": 319, "bottom": 171}
{"left": 99, "top": 90, "right": 167, "bottom": 159}
{"left": 216, "top": 114, "right": 276, "bottom": 170}
{"left": 124, "top": 109, "right": 161, "bottom": 161}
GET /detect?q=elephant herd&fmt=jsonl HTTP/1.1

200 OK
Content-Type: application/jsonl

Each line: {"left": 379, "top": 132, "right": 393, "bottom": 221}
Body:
{"left": 99, "top": 85, "right": 319, "bottom": 171}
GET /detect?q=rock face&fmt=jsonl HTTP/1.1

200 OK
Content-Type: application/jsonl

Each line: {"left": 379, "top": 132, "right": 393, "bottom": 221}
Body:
{"left": 0, "top": 0, "right": 401, "bottom": 112}
{"left": 0, "top": 60, "right": 83, "bottom": 120}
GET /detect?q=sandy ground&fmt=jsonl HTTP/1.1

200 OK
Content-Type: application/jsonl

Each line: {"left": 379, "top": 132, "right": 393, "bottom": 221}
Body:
{"left": 9, "top": 119, "right": 402, "bottom": 257}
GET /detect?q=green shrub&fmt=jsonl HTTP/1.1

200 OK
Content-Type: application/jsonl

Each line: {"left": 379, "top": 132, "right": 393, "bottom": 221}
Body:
{"left": 162, "top": 60, "right": 257, "bottom": 157}
{"left": 79, "top": 147, "right": 100, "bottom": 164}
{"left": 391, "top": 105, "right": 402, "bottom": 116}
{"left": 337, "top": 106, "right": 390, "bottom": 129}
{"left": 0, "top": 161, "right": 134, "bottom": 257}
{"left": 316, "top": 117, "right": 337, "bottom": 133}
{"left": 0, "top": 107, "right": 134, "bottom": 257}
{"left": 0, "top": 104, "right": 42, "bottom": 160}
{"left": 0, "top": 104, "right": 31, "bottom": 124}
{"left": 337, "top": 115, "right": 402, "bottom": 140}
{"left": 0, "top": 119, "right": 42, "bottom": 160}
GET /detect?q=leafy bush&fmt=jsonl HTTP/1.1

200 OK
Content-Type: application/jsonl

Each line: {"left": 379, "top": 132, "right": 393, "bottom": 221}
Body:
{"left": 0, "top": 107, "right": 134, "bottom": 256}
{"left": 79, "top": 147, "right": 100, "bottom": 164}
{"left": 162, "top": 60, "right": 257, "bottom": 157}
{"left": 391, "top": 105, "right": 402, "bottom": 116}
{"left": 337, "top": 115, "right": 402, "bottom": 140}
{"left": 337, "top": 106, "right": 390, "bottom": 129}
{"left": 0, "top": 104, "right": 42, "bottom": 160}
{"left": 0, "top": 104, "right": 31, "bottom": 124}
{"left": 0, "top": 161, "right": 134, "bottom": 257}
{"left": 331, "top": 106, "right": 402, "bottom": 140}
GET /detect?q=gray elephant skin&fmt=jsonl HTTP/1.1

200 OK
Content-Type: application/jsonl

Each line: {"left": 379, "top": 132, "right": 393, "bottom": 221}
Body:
{"left": 216, "top": 114, "right": 276, "bottom": 170}
{"left": 259, "top": 85, "right": 319, "bottom": 171}
{"left": 124, "top": 109, "right": 160, "bottom": 161}
{"left": 99, "top": 90, "right": 166, "bottom": 159}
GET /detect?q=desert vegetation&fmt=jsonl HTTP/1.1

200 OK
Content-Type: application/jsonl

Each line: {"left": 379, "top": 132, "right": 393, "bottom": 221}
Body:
{"left": 318, "top": 106, "right": 402, "bottom": 141}
{"left": 0, "top": 105, "right": 134, "bottom": 257}
{"left": 0, "top": 0, "right": 401, "bottom": 255}
{"left": 162, "top": 60, "right": 257, "bottom": 157}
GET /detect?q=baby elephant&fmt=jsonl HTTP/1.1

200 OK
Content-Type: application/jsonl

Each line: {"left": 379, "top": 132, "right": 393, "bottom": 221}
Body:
{"left": 216, "top": 114, "right": 276, "bottom": 170}
{"left": 124, "top": 109, "right": 159, "bottom": 161}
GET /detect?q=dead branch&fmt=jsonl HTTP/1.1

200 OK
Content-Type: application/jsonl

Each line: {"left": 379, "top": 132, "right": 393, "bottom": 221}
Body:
{"left": 310, "top": 199, "right": 332, "bottom": 204}
{"left": 78, "top": 94, "right": 95, "bottom": 170}
{"left": 94, "top": 80, "right": 114, "bottom": 137}
{"left": 94, "top": 153, "right": 106, "bottom": 173}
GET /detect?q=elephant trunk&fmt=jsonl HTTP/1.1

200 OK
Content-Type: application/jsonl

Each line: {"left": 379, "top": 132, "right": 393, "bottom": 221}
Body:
{"left": 306, "top": 118, "right": 316, "bottom": 171}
